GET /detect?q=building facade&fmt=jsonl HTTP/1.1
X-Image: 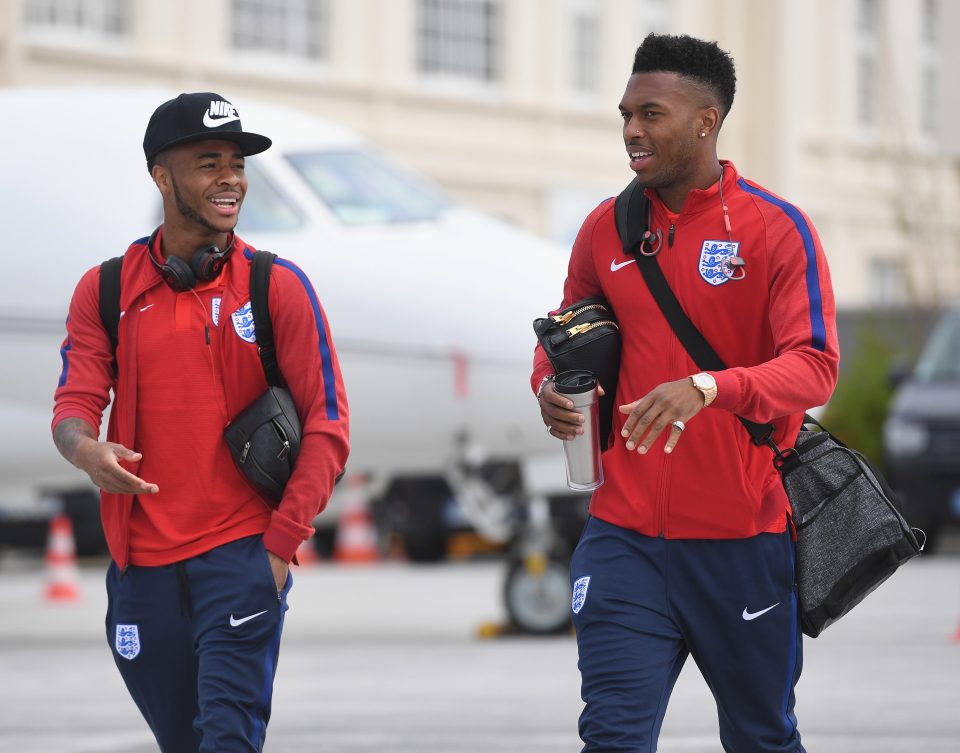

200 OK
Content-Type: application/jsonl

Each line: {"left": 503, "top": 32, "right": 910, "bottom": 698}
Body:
{"left": 1, "top": 0, "right": 958, "bottom": 308}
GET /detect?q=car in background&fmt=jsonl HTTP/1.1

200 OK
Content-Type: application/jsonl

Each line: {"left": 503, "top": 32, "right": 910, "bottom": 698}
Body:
{"left": 884, "top": 308, "right": 960, "bottom": 550}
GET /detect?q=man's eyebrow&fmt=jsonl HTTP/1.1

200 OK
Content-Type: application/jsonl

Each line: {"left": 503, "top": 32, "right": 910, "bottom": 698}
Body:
{"left": 619, "top": 100, "right": 667, "bottom": 111}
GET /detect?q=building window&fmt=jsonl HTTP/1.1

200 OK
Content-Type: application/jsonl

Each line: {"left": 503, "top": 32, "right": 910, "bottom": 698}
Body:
{"left": 23, "top": 0, "right": 130, "bottom": 37}
{"left": 922, "top": 0, "right": 937, "bottom": 44}
{"left": 231, "top": 0, "right": 330, "bottom": 61}
{"left": 569, "top": 0, "right": 599, "bottom": 94}
{"left": 920, "top": 1, "right": 938, "bottom": 138}
{"left": 857, "top": 0, "right": 880, "bottom": 33}
{"left": 855, "top": 0, "right": 880, "bottom": 127}
{"left": 868, "top": 257, "right": 907, "bottom": 307}
{"left": 416, "top": 0, "right": 501, "bottom": 83}
{"left": 920, "top": 65, "right": 937, "bottom": 136}
{"left": 856, "top": 54, "right": 878, "bottom": 125}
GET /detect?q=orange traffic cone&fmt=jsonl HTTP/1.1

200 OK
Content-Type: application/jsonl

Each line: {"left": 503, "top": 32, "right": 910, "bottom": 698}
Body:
{"left": 44, "top": 514, "right": 81, "bottom": 602}
{"left": 333, "top": 475, "right": 379, "bottom": 564}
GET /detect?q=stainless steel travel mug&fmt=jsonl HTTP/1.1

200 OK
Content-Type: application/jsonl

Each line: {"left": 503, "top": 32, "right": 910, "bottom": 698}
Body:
{"left": 554, "top": 370, "right": 603, "bottom": 491}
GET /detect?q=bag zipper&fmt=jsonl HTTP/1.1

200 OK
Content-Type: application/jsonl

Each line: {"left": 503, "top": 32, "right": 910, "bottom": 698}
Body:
{"left": 567, "top": 320, "right": 619, "bottom": 337}
{"left": 552, "top": 303, "right": 607, "bottom": 326}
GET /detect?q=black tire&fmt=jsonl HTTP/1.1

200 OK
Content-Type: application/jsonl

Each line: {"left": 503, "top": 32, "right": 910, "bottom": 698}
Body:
{"left": 403, "top": 531, "right": 448, "bottom": 563}
{"left": 379, "top": 477, "right": 451, "bottom": 563}
{"left": 311, "top": 526, "right": 336, "bottom": 559}
{"left": 61, "top": 490, "right": 106, "bottom": 557}
{"left": 503, "top": 553, "right": 572, "bottom": 634}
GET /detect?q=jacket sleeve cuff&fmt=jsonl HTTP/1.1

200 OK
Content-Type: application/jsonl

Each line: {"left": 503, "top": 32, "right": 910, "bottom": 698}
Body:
{"left": 531, "top": 369, "right": 556, "bottom": 397}
{"left": 710, "top": 370, "right": 742, "bottom": 412}
{"left": 262, "top": 515, "right": 310, "bottom": 563}
{"left": 51, "top": 411, "right": 101, "bottom": 438}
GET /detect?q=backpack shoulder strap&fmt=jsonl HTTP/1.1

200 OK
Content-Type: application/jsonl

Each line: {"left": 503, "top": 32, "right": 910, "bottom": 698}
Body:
{"left": 250, "top": 250, "right": 282, "bottom": 387}
{"left": 98, "top": 256, "right": 123, "bottom": 374}
{"left": 613, "top": 176, "right": 650, "bottom": 255}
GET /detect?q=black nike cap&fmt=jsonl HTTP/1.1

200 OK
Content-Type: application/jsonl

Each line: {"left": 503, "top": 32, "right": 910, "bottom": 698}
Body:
{"left": 143, "top": 92, "right": 272, "bottom": 163}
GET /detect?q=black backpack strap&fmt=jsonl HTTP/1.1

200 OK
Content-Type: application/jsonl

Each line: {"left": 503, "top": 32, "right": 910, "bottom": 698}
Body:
{"left": 98, "top": 256, "right": 123, "bottom": 375}
{"left": 250, "top": 250, "right": 282, "bottom": 387}
{"left": 614, "top": 176, "right": 650, "bottom": 255}
{"left": 613, "top": 181, "right": 776, "bottom": 447}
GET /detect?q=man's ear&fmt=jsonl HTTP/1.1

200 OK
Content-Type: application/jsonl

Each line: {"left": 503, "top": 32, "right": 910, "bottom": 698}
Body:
{"left": 151, "top": 162, "right": 171, "bottom": 194}
{"left": 698, "top": 106, "right": 721, "bottom": 138}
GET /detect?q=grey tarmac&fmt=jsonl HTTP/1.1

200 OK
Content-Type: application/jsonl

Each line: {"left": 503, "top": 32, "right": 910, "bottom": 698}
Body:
{"left": 0, "top": 553, "right": 958, "bottom": 753}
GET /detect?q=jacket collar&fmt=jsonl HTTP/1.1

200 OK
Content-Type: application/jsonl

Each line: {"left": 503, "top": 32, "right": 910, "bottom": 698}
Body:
{"left": 120, "top": 230, "right": 253, "bottom": 310}
{"left": 644, "top": 159, "right": 740, "bottom": 219}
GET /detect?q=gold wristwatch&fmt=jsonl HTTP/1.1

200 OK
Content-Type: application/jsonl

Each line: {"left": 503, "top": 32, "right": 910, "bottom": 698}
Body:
{"left": 690, "top": 372, "right": 717, "bottom": 407}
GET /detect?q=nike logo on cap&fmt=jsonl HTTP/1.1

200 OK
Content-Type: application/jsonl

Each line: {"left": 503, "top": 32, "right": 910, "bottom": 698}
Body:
{"left": 742, "top": 602, "right": 780, "bottom": 621}
{"left": 203, "top": 112, "right": 240, "bottom": 128}
{"left": 229, "top": 610, "right": 268, "bottom": 627}
{"left": 203, "top": 100, "right": 240, "bottom": 128}
{"left": 610, "top": 258, "right": 636, "bottom": 272}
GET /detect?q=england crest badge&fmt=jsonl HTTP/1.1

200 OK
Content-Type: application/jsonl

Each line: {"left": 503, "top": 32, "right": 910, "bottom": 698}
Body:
{"left": 115, "top": 624, "right": 140, "bottom": 661}
{"left": 231, "top": 301, "right": 257, "bottom": 343}
{"left": 698, "top": 240, "right": 740, "bottom": 286}
{"left": 572, "top": 575, "right": 591, "bottom": 614}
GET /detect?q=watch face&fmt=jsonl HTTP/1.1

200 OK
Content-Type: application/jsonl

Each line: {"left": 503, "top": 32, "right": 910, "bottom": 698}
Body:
{"left": 694, "top": 373, "right": 714, "bottom": 389}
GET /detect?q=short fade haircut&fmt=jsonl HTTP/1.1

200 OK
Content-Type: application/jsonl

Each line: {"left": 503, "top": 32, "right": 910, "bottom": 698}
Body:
{"left": 632, "top": 33, "right": 737, "bottom": 119}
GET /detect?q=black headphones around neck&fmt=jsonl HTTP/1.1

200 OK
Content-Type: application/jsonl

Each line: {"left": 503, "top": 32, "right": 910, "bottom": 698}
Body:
{"left": 147, "top": 226, "right": 234, "bottom": 292}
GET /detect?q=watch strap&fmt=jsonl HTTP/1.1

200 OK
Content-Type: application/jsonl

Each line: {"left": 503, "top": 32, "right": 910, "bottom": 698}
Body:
{"left": 536, "top": 374, "right": 554, "bottom": 399}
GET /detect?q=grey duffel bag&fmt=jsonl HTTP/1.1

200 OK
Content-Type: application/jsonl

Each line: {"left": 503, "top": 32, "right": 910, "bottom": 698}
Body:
{"left": 776, "top": 425, "right": 923, "bottom": 637}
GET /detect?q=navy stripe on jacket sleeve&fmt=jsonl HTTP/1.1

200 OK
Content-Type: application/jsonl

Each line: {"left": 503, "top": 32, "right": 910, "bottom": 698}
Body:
{"left": 57, "top": 317, "right": 71, "bottom": 388}
{"left": 273, "top": 258, "right": 341, "bottom": 421}
{"left": 737, "top": 179, "right": 827, "bottom": 352}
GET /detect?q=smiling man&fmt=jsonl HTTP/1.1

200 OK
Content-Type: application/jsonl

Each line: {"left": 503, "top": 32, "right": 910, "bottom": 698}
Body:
{"left": 52, "top": 93, "right": 349, "bottom": 753}
{"left": 533, "top": 35, "right": 839, "bottom": 752}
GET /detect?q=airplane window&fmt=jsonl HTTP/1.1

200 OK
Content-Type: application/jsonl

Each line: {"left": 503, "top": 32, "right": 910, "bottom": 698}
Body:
{"left": 237, "top": 159, "right": 304, "bottom": 232}
{"left": 285, "top": 150, "right": 451, "bottom": 225}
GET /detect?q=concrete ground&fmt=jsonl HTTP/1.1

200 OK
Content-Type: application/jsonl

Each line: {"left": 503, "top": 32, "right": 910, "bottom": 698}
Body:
{"left": 0, "top": 552, "right": 958, "bottom": 753}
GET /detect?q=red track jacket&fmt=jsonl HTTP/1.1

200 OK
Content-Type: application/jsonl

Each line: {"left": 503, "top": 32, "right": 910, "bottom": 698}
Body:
{"left": 532, "top": 162, "right": 839, "bottom": 539}
{"left": 53, "top": 234, "right": 350, "bottom": 569}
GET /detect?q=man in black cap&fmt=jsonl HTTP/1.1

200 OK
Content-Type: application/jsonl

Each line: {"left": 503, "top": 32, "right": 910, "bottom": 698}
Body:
{"left": 52, "top": 93, "right": 350, "bottom": 752}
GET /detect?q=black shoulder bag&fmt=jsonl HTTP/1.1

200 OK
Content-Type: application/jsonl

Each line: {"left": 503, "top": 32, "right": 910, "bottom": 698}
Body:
{"left": 99, "top": 250, "right": 301, "bottom": 506}
{"left": 533, "top": 297, "right": 621, "bottom": 450}
{"left": 613, "top": 180, "right": 923, "bottom": 638}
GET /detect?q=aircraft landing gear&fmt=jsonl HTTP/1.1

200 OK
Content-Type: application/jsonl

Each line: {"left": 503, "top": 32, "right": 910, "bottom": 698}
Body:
{"left": 503, "top": 551, "right": 572, "bottom": 634}
{"left": 502, "top": 494, "right": 572, "bottom": 635}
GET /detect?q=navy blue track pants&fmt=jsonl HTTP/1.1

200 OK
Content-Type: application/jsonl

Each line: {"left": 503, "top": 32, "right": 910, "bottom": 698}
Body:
{"left": 105, "top": 535, "right": 291, "bottom": 753}
{"left": 570, "top": 517, "right": 805, "bottom": 753}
